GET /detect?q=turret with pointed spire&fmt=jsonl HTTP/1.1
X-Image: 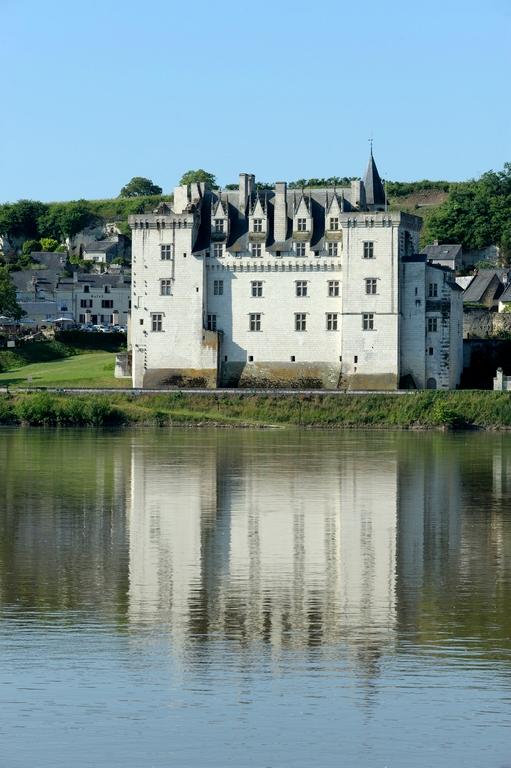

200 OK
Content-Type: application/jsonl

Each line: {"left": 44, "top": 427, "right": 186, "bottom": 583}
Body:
{"left": 364, "top": 146, "right": 386, "bottom": 210}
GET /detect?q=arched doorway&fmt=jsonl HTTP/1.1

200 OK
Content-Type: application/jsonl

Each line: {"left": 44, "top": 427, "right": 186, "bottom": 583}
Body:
{"left": 426, "top": 377, "right": 437, "bottom": 390}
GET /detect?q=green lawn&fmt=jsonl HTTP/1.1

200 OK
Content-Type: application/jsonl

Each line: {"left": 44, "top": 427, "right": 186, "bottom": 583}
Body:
{"left": 0, "top": 351, "right": 129, "bottom": 388}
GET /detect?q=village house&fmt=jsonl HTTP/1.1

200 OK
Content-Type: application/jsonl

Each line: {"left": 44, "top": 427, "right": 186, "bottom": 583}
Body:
{"left": 56, "top": 272, "right": 131, "bottom": 326}
{"left": 128, "top": 152, "right": 463, "bottom": 390}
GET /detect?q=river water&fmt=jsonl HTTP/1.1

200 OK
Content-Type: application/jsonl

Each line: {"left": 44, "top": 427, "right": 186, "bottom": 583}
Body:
{"left": 1, "top": 428, "right": 511, "bottom": 767}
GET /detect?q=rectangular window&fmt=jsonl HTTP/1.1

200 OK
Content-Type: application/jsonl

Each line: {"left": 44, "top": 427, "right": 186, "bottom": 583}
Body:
{"left": 151, "top": 313, "right": 163, "bottom": 332}
{"left": 328, "top": 280, "right": 339, "bottom": 297}
{"left": 365, "top": 278, "right": 377, "bottom": 295}
{"left": 329, "top": 217, "right": 339, "bottom": 231}
{"left": 363, "top": 241, "right": 374, "bottom": 259}
{"left": 101, "top": 299, "right": 114, "bottom": 308}
{"left": 249, "top": 313, "right": 261, "bottom": 331}
{"left": 297, "top": 218, "right": 307, "bottom": 232}
{"left": 429, "top": 346, "right": 434, "bottom": 356}
{"left": 253, "top": 218, "right": 263, "bottom": 232}
{"left": 104, "top": 286, "right": 110, "bottom": 294}
{"left": 213, "top": 279, "right": 224, "bottom": 296}
{"left": 328, "top": 242, "right": 338, "bottom": 257}
{"left": 295, "top": 313, "right": 307, "bottom": 331}
{"left": 251, "top": 280, "right": 263, "bottom": 297}
{"left": 427, "top": 317, "right": 438, "bottom": 332}
{"left": 295, "top": 242, "right": 306, "bottom": 257}
{"left": 214, "top": 219, "right": 224, "bottom": 233}
{"left": 80, "top": 299, "right": 93, "bottom": 308}
{"left": 213, "top": 243, "right": 223, "bottom": 259}
{"left": 362, "top": 312, "right": 374, "bottom": 330}
{"left": 251, "top": 243, "right": 262, "bottom": 257}
{"left": 161, "top": 244, "right": 173, "bottom": 260}
{"left": 296, "top": 280, "right": 308, "bottom": 297}
{"left": 326, "top": 313, "right": 338, "bottom": 331}
{"left": 79, "top": 314, "right": 85, "bottom": 323}
{"left": 428, "top": 283, "right": 438, "bottom": 298}
{"left": 207, "top": 314, "right": 217, "bottom": 331}
{"left": 160, "top": 279, "right": 173, "bottom": 296}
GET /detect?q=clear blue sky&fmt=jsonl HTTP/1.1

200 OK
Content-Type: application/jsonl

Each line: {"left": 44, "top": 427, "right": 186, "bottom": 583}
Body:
{"left": 1, "top": 0, "right": 509, "bottom": 202}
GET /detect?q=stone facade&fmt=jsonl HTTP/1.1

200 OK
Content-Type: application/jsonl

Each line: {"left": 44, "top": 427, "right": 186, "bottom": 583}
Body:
{"left": 129, "top": 155, "right": 463, "bottom": 390}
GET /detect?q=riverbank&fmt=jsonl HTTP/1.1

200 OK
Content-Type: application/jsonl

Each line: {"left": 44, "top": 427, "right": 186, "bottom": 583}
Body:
{"left": 0, "top": 390, "right": 511, "bottom": 428}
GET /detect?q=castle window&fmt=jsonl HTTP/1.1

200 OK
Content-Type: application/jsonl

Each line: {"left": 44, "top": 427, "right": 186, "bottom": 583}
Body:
{"left": 249, "top": 313, "right": 261, "bottom": 331}
{"left": 160, "top": 279, "right": 173, "bottom": 296}
{"left": 297, "top": 218, "right": 307, "bottom": 232}
{"left": 290, "top": 355, "right": 296, "bottom": 362}
{"left": 151, "top": 313, "right": 163, "bottom": 332}
{"left": 248, "top": 355, "right": 254, "bottom": 362}
{"left": 251, "top": 281, "right": 263, "bottom": 297}
{"left": 295, "top": 313, "right": 307, "bottom": 331}
{"left": 251, "top": 243, "right": 262, "bottom": 257}
{"left": 428, "top": 282, "right": 438, "bottom": 298}
{"left": 214, "top": 219, "right": 224, "bottom": 233}
{"left": 362, "top": 313, "right": 374, "bottom": 331}
{"left": 161, "top": 244, "right": 173, "bottom": 260}
{"left": 427, "top": 317, "right": 438, "bottom": 332}
{"left": 365, "top": 278, "right": 377, "bottom": 295}
{"left": 213, "top": 279, "right": 224, "bottom": 296}
{"left": 207, "top": 314, "right": 217, "bottom": 331}
{"left": 329, "top": 217, "right": 339, "bottom": 231}
{"left": 363, "top": 242, "right": 374, "bottom": 259}
{"left": 213, "top": 243, "right": 223, "bottom": 259}
{"left": 328, "top": 242, "right": 338, "bottom": 258}
{"left": 328, "top": 280, "right": 339, "bottom": 297}
{"left": 326, "top": 313, "right": 338, "bottom": 331}
{"left": 253, "top": 218, "right": 263, "bottom": 233}
{"left": 295, "top": 242, "right": 306, "bottom": 257}
{"left": 296, "top": 280, "right": 308, "bottom": 297}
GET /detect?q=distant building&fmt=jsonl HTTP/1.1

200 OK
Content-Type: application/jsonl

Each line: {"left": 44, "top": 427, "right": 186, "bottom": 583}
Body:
{"left": 422, "top": 242, "right": 463, "bottom": 271}
{"left": 83, "top": 236, "right": 130, "bottom": 264}
{"left": 56, "top": 272, "right": 131, "bottom": 326}
{"left": 128, "top": 151, "right": 463, "bottom": 391}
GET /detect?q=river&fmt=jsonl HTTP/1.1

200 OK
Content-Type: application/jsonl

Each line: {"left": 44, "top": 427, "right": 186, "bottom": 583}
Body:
{"left": 0, "top": 428, "right": 510, "bottom": 767}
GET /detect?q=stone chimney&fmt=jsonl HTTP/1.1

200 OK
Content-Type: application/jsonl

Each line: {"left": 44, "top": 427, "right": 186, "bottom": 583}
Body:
{"left": 238, "top": 173, "right": 255, "bottom": 216}
{"left": 173, "top": 184, "right": 189, "bottom": 214}
{"left": 274, "top": 182, "right": 288, "bottom": 242}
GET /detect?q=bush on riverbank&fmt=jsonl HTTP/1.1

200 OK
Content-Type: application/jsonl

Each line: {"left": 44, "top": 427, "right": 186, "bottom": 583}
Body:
{"left": 1, "top": 390, "right": 511, "bottom": 429}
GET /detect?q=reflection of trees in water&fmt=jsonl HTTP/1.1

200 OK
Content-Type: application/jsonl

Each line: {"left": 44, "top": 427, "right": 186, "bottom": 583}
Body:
{"left": 0, "top": 429, "right": 130, "bottom": 616}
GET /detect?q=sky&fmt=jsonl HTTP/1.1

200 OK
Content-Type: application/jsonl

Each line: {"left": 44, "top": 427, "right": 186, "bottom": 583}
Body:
{"left": 0, "top": 0, "right": 510, "bottom": 202}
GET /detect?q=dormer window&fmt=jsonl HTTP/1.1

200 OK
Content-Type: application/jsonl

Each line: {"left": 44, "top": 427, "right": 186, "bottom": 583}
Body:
{"left": 83, "top": 285, "right": 89, "bottom": 294}
{"left": 297, "top": 218, "right": 307, "bottom": 232}
{"left": 253, "top": 219, "right": 263, "bottom": 233}
{"left": 214, "top": 219, "right": 224, "bottom": 233}
{"left": 329, "top": 217, "right": 339, "bottom": 231}
{"left": 104, "top": 286, "right": 110, "bottom": 294}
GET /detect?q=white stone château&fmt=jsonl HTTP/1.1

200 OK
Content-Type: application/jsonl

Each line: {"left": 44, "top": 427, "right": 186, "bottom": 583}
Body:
{"left": 129, "top": 153, "right": 463, "bottom": 390}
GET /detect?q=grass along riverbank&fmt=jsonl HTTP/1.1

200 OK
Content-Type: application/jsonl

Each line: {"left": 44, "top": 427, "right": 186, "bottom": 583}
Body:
{"left": 1, "top": 390, "right": 511, "bottom": 428}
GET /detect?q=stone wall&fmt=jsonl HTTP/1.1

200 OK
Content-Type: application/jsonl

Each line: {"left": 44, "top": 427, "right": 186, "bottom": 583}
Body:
{"left": 464, "top": 309, "right": 511, "bottom": 339}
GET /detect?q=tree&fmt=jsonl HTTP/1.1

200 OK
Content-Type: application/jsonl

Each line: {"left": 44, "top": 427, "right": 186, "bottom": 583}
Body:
{"left": 38, "top": 201, "right": 95, "bottom": 240}
{"left": 0, "top": 266, "right": 23, "bottom": 319}
{"left": 22, "top": 239, "right": 42, "bottom": 256}
{"left": 0, "top": 200, "right": 48, "bottom": 238}
{"left": 40, "top": 237, "right": 59, "bottom": 252}
{"left": 119, "top": 177, "right": 163, "bottom": 198}
{"left": 179, "top": 169, "right": 216, "bottom": 188}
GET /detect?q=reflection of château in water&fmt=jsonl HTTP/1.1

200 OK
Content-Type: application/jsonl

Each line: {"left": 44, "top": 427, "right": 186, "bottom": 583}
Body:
{"left": 129, "top": 433, "right": 400, "bottom": 655}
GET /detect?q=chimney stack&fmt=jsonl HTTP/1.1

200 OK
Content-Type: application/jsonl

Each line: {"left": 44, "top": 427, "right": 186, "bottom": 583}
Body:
{"left": 274, "top": 182, "right": 288, "bottom": 242}
{"left": 238, "top": 173, "right": 255, "bottom": 216}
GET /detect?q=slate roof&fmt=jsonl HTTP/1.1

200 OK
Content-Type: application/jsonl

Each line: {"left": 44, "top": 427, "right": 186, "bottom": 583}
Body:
{"left": 83, "top": 240, "right": 118, "bottom": 253}
{"left": 12, "top": 267, "right": 63, "bottom": 295}
{"left": 363, "top": 151, "right": 386, "bottom": 207}
{"left": 462, "top": 270, "right": 505, "bottom": 303}
{"left": 498, "top": 283, "right": 511, "bottom": 302}
{"left": 423, "top": 244, "right": 462, "bottom": 262}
